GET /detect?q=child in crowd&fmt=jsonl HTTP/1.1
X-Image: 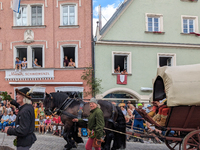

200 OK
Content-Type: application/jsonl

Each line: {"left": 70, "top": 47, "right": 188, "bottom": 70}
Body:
{"left": 45, "top": 116, "right": 52, "bottom": 134}
{"left": 39, "top": 116, "right": 45, "bottom": 134}
{"left": 52, "top": 114, "right": 62, "bottom": 136}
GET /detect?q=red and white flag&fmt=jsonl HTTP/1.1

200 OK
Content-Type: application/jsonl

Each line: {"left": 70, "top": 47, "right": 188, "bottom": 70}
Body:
{"left": 117, "top": 74, "right": 127, "bottom": 85}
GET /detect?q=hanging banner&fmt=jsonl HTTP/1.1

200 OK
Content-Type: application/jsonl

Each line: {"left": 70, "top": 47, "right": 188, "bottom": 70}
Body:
{"left": 117, "top": 74, "right": 127, "bottom": 85}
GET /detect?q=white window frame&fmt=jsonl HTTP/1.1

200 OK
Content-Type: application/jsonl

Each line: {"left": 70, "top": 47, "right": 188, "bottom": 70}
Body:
{"left": 14, "top": 45, "right": 45, "bottom": 68}
{"left": 157, "top": 53, "right": 176, "bottom": 68}
{"left": 13, "top": 3, "right": 44, "bottom": 26}
{"left": 181, "top": 15, "right": 198, "bottom": 33}
{"left": 60, "top": 44, "right": 78, "bottom": 68}
{"left": 60, "top": 3, "right": 78, "bottom": 26}
{"left": 112, "top": 51, "right": 132, "bottom": 74}
{"left": 145, "top": 13, "right": 163, "bottom": 32}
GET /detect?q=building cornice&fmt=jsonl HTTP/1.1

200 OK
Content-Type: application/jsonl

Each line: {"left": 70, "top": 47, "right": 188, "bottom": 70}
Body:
{"left": 9, "top": 82, "right": 83, "bottom": 85}
{"left": 96, "top": 40, "right": 200, "bottom": 49}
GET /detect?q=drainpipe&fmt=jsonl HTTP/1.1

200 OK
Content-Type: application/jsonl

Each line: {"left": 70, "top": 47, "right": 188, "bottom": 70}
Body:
{"left": 91, "top": 0, "right": 95, "bottom": 97}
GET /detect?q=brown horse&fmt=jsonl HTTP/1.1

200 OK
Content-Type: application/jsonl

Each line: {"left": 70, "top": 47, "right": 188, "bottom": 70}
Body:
{"left": 44, "top": 92, "right": 126, "bottom": 150}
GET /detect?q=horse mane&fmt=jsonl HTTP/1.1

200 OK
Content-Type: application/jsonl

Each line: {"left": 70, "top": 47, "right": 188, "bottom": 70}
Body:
{"left": 50, "top": 92, "right": 69, "bottom": 108}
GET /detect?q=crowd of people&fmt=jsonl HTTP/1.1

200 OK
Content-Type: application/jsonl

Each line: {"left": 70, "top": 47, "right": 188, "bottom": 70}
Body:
{"left": 15, "top": 57, "right": 41, "bottom": 72}
{"left": 118, "top": 100, "right": 166, "bottom": 144}
{"left": 63, "top": 56, "right": 76, "bottom": 67}
{"left": 33, "top": 102, "right": 63, "bottom": 136}
{"left": 114, "top": 65, "right": 128, "bottom": 74}
{"left": 0, "top": 100, "right": 17, "bottom": 132}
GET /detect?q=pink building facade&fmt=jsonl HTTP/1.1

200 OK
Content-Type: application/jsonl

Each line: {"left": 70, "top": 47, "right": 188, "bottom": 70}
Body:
{"left": 0, "top": 0, "right": 92, "bottom": 101}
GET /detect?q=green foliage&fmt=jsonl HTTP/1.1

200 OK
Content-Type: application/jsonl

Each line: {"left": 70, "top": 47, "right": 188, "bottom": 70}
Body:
{"left": 0, "top": 91, "right": 12, "bottom": 100}
{"left": 81, "top": 66, "right": 102, "bottom": 97}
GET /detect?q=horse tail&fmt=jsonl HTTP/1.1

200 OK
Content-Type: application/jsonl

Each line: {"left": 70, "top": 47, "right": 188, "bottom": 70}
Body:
{"left": 112, "top": 106, "right": 126, "bottom": 149}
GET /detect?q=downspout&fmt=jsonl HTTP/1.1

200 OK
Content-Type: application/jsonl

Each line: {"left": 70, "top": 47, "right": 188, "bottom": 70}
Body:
{"left": 91, "top": 0, "right": 95, "bottom": 97}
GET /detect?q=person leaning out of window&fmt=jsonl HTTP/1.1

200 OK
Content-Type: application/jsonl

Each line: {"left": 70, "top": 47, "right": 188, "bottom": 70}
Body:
{"left": 22, "top": 57, "right": 28, "bottom": 69}
{"left": 68, "top": 58, "right": 76, "bottom": 67}
{"left": 15, "top": 57, "right": 22, "bottom": 72}
{"left": 33, "top": 58, "right": 41, "bottom": 68}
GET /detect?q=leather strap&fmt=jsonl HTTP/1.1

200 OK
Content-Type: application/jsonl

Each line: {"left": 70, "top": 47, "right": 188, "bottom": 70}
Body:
{"left": 77, "top": 102, "right": 85, "bottom": 119}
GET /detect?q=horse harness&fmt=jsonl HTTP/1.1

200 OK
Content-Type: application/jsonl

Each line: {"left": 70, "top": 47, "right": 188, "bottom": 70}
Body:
{"left": 54, "top": 98, "right": 116, "bottom": 124}
{"left": 54, "top": 98, "right": 85, "bottom": 119}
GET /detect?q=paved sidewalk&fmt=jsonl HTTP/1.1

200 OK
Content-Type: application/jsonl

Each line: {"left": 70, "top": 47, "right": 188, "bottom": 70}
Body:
{"left": 0, "top": 132, "right": 170, "bottom": 150}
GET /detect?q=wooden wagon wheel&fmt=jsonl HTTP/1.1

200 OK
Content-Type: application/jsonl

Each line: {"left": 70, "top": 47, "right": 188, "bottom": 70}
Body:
{"left": 182, "top": 130, "right": 200, "bottom": 150}
{"left": 165, "top": 130, "right": 182, "bottom": 150}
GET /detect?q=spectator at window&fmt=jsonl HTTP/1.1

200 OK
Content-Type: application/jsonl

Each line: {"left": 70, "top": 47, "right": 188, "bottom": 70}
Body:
{"left": 21, "top": 57, "right": 28, "bottom": 69}
{"left": 6, "top": 104, "right": 12, "bottom": 115}
{"left": 33, "top": 58, "right": 41, "bottom": 67}
{"left": 39, "top": 116, "right": 45, "bottom": 134}
{"left": 114, "top": 65, "right": 120, "bottom": 73}
{"left": 63, "top": 56, "right": 69, "bottom": 67}
{"left": 114, "top": 68, "right": 120, "bottom": 73}
{"left": 8, "top": 111, "right": 16, "bottom": 127}
{"left": 52, "top": 114, "right": 62, "bottom": 136}
{"left": 45, "top": 116, "right": 52, "bottom": 134}
{"left": 68, "top": 58, "right": 76, "bottom": 67}
{"left": 0, "top": 111, "right": 9, "bottom": 132}
{"left": 15, "top": 57, "right": 22, "bottom": 72}
{"left": 121, "top": 69, "right": 128, "bottom": 75}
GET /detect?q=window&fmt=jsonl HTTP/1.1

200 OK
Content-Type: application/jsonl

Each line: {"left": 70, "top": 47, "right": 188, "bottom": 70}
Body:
{"left": 157, "top": 53, "right": 176, "bottom": 67}
{"left": 61, "top": 45, "right": 78, "bottom": 67}
{"left": 146, "top": 13, "right": 163, "bottom": 32}
{"left": 15, "top": 46, "right": 44, "bottom": 68}
{"left": 31, "top": 6, "right": 42, "bottom": 26}
{"left": 112, "top": 52, "right": 131, "bottom": 74}
{"left": 32, "top": 47, "right": 43, "bottom": 67}
{"left": 14, "top": 4, "right": 44, "bottom": 26}
{"left": 61, "top": 4, "right": 77, "bottom": 26}
{"left": 181, "top": 15, "right": 198, "bottom": 33}
{"left": 16, "top": 48, "right": 27, "bottom": 61}
{"left": 15, "top": 6, "right": 27, "bottom": 26}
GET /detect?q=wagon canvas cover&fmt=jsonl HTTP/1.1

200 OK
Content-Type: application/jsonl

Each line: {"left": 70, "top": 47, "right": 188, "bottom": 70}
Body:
{"left": 153, "top": 64, "right": 200, "bottom": 107}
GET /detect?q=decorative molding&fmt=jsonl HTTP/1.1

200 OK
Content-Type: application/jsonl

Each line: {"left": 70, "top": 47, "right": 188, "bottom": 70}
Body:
{"left": 0, "top": 2, "right": 3, "bottom": 10}
{"left": 10, "top": 40, "right": 48, "bottom": 49}
{"left": 12, "top": 25, "right": 46, "bottom": 29}
{"left": 9, "top": 82, "right": 83, "bottom": 85}
{"left": 0, "top": 43, "right": 2, "bottom": 50}
{"left": 56, "top": 0, "right": 81, "bottom": 7}
{"left": 96, "top": 41, "right": 200, "bottom": 49}
{"left": 59, "top": 25, "right": 79, "bottom": 28}
{"left": 20, "top": 0, "right": 48, "bottom": 7}
{"left": 57, "top": 40, "right": 81, "bottom": 48}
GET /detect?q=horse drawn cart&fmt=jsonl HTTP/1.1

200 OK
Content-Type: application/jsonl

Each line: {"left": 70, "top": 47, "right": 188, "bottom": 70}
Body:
{"left": 136, "top": 64, "right": 200, "bottom": 150}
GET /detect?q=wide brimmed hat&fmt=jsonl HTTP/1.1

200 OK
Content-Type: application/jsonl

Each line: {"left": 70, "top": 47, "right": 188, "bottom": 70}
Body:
{"left": 15, "top": 87, "right": 31, "bottom": 99}
{"left": 89, "top": 97, "right": 98, "bottom": 104}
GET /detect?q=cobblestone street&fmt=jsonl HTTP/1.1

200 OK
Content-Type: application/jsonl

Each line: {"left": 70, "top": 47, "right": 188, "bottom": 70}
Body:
{"left": 0, "top": 132, "right": 171, "bottom": 150}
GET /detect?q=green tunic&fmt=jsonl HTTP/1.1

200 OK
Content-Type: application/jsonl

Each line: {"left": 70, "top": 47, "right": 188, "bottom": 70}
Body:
{"left": 79, "top": 107, "right": 105, "bottom": 140}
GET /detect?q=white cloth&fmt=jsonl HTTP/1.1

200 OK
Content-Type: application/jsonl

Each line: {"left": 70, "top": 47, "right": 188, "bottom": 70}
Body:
{"left": 12, "top": 0, "right": 21, "bottom": 13}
